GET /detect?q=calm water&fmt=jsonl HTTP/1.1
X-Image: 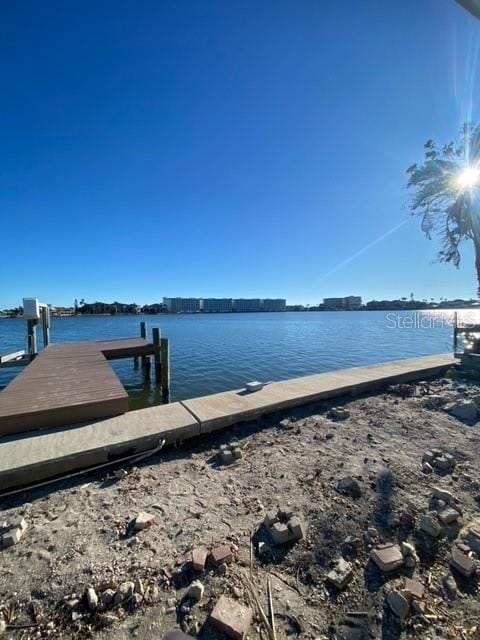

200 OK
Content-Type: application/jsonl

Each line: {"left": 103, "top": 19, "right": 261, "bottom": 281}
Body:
{"left": 0, "top": 311, "right": 465, "bottom": 406}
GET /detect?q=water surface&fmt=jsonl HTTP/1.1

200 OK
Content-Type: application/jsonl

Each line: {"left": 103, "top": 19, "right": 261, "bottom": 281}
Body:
{"left": 0, "top": 311, "right": 463, "bottom": 405}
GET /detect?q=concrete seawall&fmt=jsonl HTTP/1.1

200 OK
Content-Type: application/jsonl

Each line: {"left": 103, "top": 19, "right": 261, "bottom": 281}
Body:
{"left": 0, "top": 353, "right": 456, "bottom": 492}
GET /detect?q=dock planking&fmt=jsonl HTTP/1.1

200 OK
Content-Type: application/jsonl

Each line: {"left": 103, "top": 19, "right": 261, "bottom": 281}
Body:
{"left": 0, "top": 338, "right": 158, "bottom": 436}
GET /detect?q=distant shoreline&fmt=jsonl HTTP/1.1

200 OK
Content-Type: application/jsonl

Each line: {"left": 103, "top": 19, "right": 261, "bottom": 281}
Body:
{"left": 1, "top": 306, "right": 478, "bottom": 319}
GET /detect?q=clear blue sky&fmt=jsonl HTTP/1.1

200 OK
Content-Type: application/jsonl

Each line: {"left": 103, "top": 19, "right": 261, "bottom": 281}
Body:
{"left": 1, "top": 0, "right": 479, "bottom": 308}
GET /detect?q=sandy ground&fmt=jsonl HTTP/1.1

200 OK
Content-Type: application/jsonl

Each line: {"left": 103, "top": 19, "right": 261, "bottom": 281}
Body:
{"left": 1, "top": 371, "right": 480, "bottom": 640}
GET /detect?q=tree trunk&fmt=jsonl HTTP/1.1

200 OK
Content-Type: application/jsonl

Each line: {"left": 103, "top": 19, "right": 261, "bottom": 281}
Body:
{"left": 475, "top": 235, "right": 480, "bottom": 298}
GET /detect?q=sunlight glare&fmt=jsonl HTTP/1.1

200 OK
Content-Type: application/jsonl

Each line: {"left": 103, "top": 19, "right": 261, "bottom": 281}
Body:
{"left": 456, "top": 166, "right": 480, "bottom": 190}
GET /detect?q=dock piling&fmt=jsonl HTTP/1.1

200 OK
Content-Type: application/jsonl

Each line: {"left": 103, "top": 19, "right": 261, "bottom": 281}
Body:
{"left": 152, "top": 327, "right": 161, "bottom": 383}
{"left": 140, "top": 321, "right": 147, "bottom": 370}
{"left": 27, "top": 319, "right": 38, "bottom": 360}
{"left": 160, "top": 337, "right": 170, "bottom": 400}
{"left": 40, "top": 306, "right": 50, "bottom": 348}
{"left": 453, "top": 311, "right": 458, "bottom": 354}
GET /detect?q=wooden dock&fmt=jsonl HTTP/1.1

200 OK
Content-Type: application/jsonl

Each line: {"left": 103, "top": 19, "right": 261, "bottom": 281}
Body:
{"left": 0, "top": 338, "right": 159, "bottom": 436}
{"left": 0, "top": 353, "right": 457, "bottom": 492}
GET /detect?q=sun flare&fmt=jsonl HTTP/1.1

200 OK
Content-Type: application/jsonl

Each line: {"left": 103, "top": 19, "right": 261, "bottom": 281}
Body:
{"left": 456, "top": 166, "right": 480, "bottom": 190}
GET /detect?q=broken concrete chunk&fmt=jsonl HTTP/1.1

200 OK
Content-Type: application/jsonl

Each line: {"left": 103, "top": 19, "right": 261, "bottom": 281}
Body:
{"left": 100, "top": 589, "right": 116, "bottom": 608}
{"left": 444, "top": 399, "right": 477, "bottom": 422}
{"left": 263, "top": 510, "right": 279, "bottom": 527}
{"left": 210, "top": 595, "right": 253, "bottom": 640}
{"left": 269, "top": 522, "right": 291, "bottom": 544}
{"left": 438, "top": 508, "right": 460, "bottom": 525}
{"left": 387, "top": 590, "right": 410, "bottom": 620}
{"left": 370, "top": 544, "right": 404, "bottom": 572}
{"left": 433, "top": 453, "right": 456, "bottom": 471}
{"left": 422, "top": 450, "right": 435, "bottom": 464}
{"left": 401, "top": 541, "right": 418, "bottom": 568}
{"left": 419, "top": 514, "right": 442, "bottom": 538}
{"left": 326, "top": 558, "right": 354, "bottom": 589}
{"left": 422, "top": 462, "right": 433, "bottom": 474}
{"left": 218, "top": 443, "right": 243, "bottom": 465}
{"left": 337, "top": 476, "right": 362, "bottom": 498}
{"left": 450, "top": 548, "right": 476, "bottom": 578}
{"left": 442, "top": 573, "right": 458, "bottom": 600}
{"left": 188, "top": 580, "right": 204, "bottom": 602}
{"left": 2, "top": 529, "right": 22, "bottom": 549}
{"left": 210, "top": 545, "right": 233, "bottom": 566}
{"left": 466, "top": 528, "right": 480, "bottom": 554}
{"left": 134, "top": 512, "right": 156, "bottom": 531}
{"left": 114, "top": 581, "right": 135, "bottom": 605}
{"left": 432, "top": 487, "right": 455, "bottom": 504}
{"left": 86, "top": 587, "right": 98, "bottom": 611}
{"left": 328, "top": 407, "right": 350, "bottom": 421}
{"left": 278, "top": 505, "right": 294, "bottom": 519}
{"left": 220, "top": 450, "right": 234, "bottom": 464}
{"left": 192, "top": 547, "right": 208, "bottom": 571}
{"left": 288, "top": 516, "right": 306, "bottom": 541}
{"left": 263, "top": 507, "right": 305, "bottom": 544}
{"left": 8, "top": 517, "right": 27, "bottom": 533}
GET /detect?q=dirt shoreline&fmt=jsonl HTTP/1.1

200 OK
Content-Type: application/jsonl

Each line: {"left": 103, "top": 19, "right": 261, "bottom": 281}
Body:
{"left": 1, "top": 371, "right": 479, "bottom": 639}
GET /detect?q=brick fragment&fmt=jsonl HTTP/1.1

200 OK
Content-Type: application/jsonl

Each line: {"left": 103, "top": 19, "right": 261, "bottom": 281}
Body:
{"left": 450, "top": 548, "right": 476, "bottom": 577}
{"left": 192, "top": 547, "right": 208, "bottom": 571}
{"left": 370, "top": 544, "right": 404, "bottom": 572}
{"left": 404, "top": 578, "right": 424, "bottom": 600}
{"left": 211, "top": 545, "right": 233, "bottom": 566}
{"left": 210, "top": 595, "right": 253, "bottom": 640}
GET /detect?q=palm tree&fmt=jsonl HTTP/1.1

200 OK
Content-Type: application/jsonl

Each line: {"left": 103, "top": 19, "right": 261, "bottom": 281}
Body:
{"left": 407, "top": 123, "right": 480, "bottom": 295}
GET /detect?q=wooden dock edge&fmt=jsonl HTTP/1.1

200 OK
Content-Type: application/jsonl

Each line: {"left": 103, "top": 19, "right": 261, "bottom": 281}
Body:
{"left": 0, "top": 354, "right": 457, "bottom": 493}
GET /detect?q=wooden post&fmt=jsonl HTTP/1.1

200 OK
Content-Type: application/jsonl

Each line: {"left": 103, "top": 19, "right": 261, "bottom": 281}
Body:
{"left": 160, "top": 337, "right": 170, "bottom": 400}
{"left": 41, "top": 306, "right": 50, "bottom": 348}
{"left": 140, "top": 321, "right": 147, "bottom": 370}
{"left": 144, "top": 355, "right": 151, "bottom": 380}
{"left": 27, "top": 319, "right": 38, "bottom": 359}
{"left": 152, "top": 327, "right": 161, "bottom": 384}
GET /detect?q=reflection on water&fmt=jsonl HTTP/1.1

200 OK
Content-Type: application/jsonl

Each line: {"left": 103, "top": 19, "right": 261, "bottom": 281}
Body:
{"left": 0, "top": 309, "right": 472, "bottom": 406}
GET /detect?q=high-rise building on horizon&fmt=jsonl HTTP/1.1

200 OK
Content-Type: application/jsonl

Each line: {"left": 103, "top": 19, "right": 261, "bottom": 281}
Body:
{"left": 163, "top": 297, "right": 287, "bottom": 313}
{"left": 202, "top": 298, "right": 233, "bottom": 313}
{"left": 323, "top": 296, "right": 362, "bottom": 310}
{"left": 163, "top": 297, "right": 201, "bottom": 313}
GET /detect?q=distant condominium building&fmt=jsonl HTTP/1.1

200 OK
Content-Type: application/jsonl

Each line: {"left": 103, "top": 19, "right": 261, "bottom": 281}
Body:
{"left": 323, "top": 296, "right": 362, "bottom": 310}
{"left": 163, "top": 297, "right": 201, "bottom": 313}
{"left": 202, "top": 298, "right": 233, "bottom": 313}
{"left": 162, "top": 297, "right": 287, "bottom": 313}
{"left": 233, "top": 298, "right": 262, "bottom": 312}
{"left": 262, "top": 298, "right": 287, "bottom": 312}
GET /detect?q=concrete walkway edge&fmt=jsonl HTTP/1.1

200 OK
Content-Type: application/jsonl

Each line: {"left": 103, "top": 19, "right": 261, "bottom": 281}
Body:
{"left": 0, "top": 353, "right": 456, "bottom": 492}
